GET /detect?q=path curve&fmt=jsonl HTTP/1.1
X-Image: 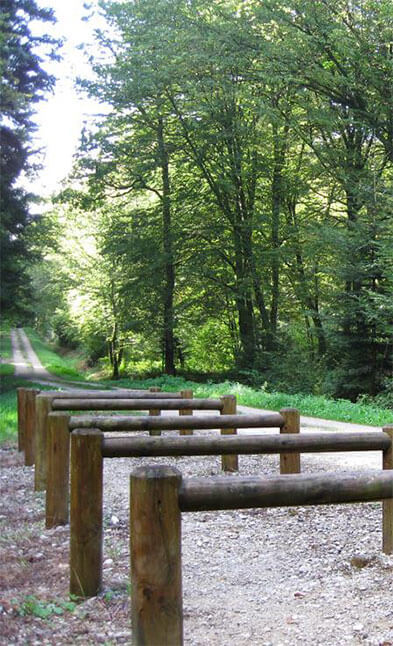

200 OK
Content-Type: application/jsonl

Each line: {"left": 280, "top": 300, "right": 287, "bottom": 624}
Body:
{"left": 10, "top": 328, "right": 391, "bottom": 470}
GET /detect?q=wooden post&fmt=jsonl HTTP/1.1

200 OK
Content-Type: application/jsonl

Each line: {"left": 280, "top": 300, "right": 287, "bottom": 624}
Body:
{"left": 179, "top": 389, "right": 193, "bottom": 436}
{"left": 280, "top": 408, "right": 301, "bottom": 474}
{"left": 70, "top": 429, "right": 103, "bottom": 598}
{"left": 149, "top": 387, "right": 161, "bottom": 436}
{"left": 46, "top": 414, "right": 71, "bottom": 528}
{"left": 220, "top": 395, "right": 238, "bottom": 472}
{"left": 34, "top": 395, "right": 54, "bottom": 490}
{"left": 382, "top": 425, "right": 393, "bottom": 554}
{"left": 24, "top": 389, "right": 39, "bottom": 467}
{"left": 17, "top": 388, "right": 27, "bottom": 452}
{"left": 130, "top": 465, "right": 183, "bottom": 646}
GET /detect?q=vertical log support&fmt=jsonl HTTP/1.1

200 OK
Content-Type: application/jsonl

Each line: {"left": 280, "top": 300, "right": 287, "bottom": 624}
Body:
{"left": 180, "top": 389, "right": 193, "bottom": 436}
{"left": 17, "top": 387, "right": 27, "bottom": 452}
{"left": 280, "top": 408, "right": 301, "bottom": 474}
{"left": 130, "top": 465, "right": 183, "bottom": 646}
{"left": 34, "top": 395, "right": 54, "bottom": 490}
{"left": 149, "top": 387, "right": 162, "bottom": 437}
{"left": 70, "top": 429, "right": 103, "bottom": 598}
{"left": 46, "top": 414, "right": 71, "bottom": 528}
{"left": 24, "top": 389, "right": 39, "bottom": 467}
{"left": 382, "top": 425, "right": 393, "bottom": 554}
{"left": 220, "top": 395, "right": 238, "bottom": 472}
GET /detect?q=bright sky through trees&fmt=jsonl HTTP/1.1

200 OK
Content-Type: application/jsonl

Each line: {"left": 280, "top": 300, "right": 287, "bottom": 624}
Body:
{"left": 26, "top": 0, "right": 102, "bottom": 197}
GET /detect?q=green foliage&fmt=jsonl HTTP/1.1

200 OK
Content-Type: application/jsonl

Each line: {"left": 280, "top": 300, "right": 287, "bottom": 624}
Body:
{"left": 13, "top": 595, "right": 77, "bottom": 619}
{"left": 30, "top": 0, "right": 393, "bottom": 400}
{"left": 0, "top": 0, "right": 59, "bottom": 319}
{"left": 0, "top": 375, "right": 52, "bottom": 444}
{"left": 107, "top": 375, "right": 393, "bottom": 426}
{"left": 0, "top": 325, "right": 13, "bottom": 363}
{"left": 24, "top": 328, "right": 84, "bottom": 380}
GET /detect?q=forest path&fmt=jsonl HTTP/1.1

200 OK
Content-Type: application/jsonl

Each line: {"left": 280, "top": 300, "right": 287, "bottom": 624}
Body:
{"left": 9, "top": 328, "right": 102, "bottom": 389}
{"left": 10, "top": 328, "right": 387, "bottom": 470}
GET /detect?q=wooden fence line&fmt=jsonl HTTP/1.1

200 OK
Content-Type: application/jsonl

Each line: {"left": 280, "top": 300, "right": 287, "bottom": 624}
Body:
{"left": 51, "top": 397, "right": 224, "bottom": 411}
{"left": 45, "top": 396, "right": 248, "bottom": 527}
{"left": 33, "top": 387, "right": 196, "bottom": 491}
{"left": 68, "top": 427, "right": 393, "bottom": 601}
{"left": 101, "top": 431, "right": 391, "bottom": 457}
{"left": 67, "top": 412, "right": 284, "bottom": 431}
{"left": 16, "top": 386, "right": 184, "bottom": 471}
{"left": 129, "top": 461, "right": 393, "bottom": 644}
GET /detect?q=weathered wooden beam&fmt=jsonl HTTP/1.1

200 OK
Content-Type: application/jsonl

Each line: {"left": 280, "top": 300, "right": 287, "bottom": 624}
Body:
{"left": 179, "top": 389, "right": 193, "bottom": 436}
{"left": 179, "top": 470, "right": 393, "bottom": 512}
{"left": 51, "top": 397, "right": 222, "bottom": 411}
{"left": 220, "top": 395, "right": 238, "bottom": 472}
{"left": 101, "top": 432, "right": 391, "bottom": 458}
{"left": 69, "top": 413, "right": 284, "bottom": 431}
{"left": 280, "top": 408, "right": 300, "bottom": 474}
{"left": 24, "top": 388, "right": 39, "bottom": 466}
{"left": 46, "top": 414, "right": 71, "bottom": 528}
{"left": 17, "top": 387, "right": 27, "bottom": 452}
{"left": 130, "top": 465, "right": 183, "bottom": 645}
{"left": 382, "top": 425, "right": 393, "bottom": 554}
{"left": 70, "top": 429, "right": 103, "bottom": 598}
{"left": 148, "top": 386, "right": 162, "bottom": 437}
{"left": 37, "top": 390, "right": 182, "bottom": 399}
{"left": 34, "top": 395, "right": 54, "bottom": 490}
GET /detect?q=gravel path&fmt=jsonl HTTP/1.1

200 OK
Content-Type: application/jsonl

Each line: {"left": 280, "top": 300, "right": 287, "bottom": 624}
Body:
{"left": 4, "top": 330, "right": 393, "bottom": 644}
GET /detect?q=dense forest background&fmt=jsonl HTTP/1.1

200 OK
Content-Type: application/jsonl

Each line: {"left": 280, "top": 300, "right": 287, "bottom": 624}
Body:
{"left": 2, "top": 0, "right": 393, "bottom": 403}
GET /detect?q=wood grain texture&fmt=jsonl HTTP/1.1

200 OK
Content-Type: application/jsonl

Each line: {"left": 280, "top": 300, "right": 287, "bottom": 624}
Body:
{"left": 46, "top": 414, "right": 71, "bottom": 528}
{"left": 382, "top": 425, "right": 393, "bottom": 554}
{"left": 280, "top": 408, "right": 300, "bottom": 474}
{"left": 180, "top": 389, "right": 193, "bottom": 436}
{"left": 220, "top": 395, "right": 238, "bottom": 472}
{"left": 70, "top": 429, "right": 103, "bottom": 598}
{"left": 130, "top": 465, "right": 183, "bottom": 645}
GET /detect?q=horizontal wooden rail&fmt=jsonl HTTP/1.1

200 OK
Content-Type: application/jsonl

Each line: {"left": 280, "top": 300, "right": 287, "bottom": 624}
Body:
{"left": 129, "top": 464, "right": 393, "bottom": 644}
{"left": 52, "top": 397, "right": 223, "bottom": 411}
{"left": 40, "top": 390, "right": 182, "bottom": 399}
{"left": 33, "top": 387, "right": 185, "bottom": 491}
{"left": 69, "top": 412, "right": 284, "bottom": 431}
{"left": 102, "top": 431, "right": 391, "bottom": 458}
{"left": 178, "top": 469, "right": 393, "bottom": 512}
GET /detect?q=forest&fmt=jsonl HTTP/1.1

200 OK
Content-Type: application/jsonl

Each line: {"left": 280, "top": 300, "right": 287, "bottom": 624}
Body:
{"left": 1, "top": 0, "right": 393, "bottom": 405}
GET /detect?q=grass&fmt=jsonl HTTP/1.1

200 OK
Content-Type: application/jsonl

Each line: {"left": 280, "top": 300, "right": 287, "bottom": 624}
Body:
{"left": 12, "top": 595, "right": 77, "bottom": 619}
{"left": 24, "top": 328, "right": 86, "bottom": 380}
{"left": 0, "top": 325, "right": 14, "bottom": 376}
{"left": 0, "top": 375, "right": 55, "bottom": 444}
{"left": 1, "top": 327, "right": 391, "bottom": 448}
{"left": 106, "top": 375, "right": 393, "bottom": 426}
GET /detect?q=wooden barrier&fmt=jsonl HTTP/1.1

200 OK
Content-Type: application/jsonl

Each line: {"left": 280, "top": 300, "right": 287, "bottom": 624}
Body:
{"left": 34, "top": 386, "right": 186, "bottom": 490}
{"left": 17, "top": 386, "right": 177, "bottom": 455}
{"left": 68, "top": 428, "right": 392, "bottom": 601}
{"left": 130, "top": 463, "right": 393, "bottom": 645}
{"left": 45, "top": 398, "right": 246, "bottom": 527}
{"left": 17, "top": 387, "right": 26, "bottom": 452}
{"left": 148, "top": 386, "right": 162, "bottom": 437}
{"left": 383, "top": 425, "right": 393, "bottom": 553}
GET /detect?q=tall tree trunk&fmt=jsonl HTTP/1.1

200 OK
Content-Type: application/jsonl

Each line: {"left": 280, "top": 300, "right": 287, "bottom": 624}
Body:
{"left": 158, "top": 116, "right": 176, "bottom": 375}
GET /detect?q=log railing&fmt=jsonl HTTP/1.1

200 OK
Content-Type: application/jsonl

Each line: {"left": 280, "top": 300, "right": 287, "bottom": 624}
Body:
{"left": 16, "top": 386, "right": 178, "bottom": 469}
{"left": 32, "top": 387, "right": 193, "bottom": 491}
{"left": 129, "top": 457, "right": 393, "bottom": 645}
{"left": 46, "top": 405, "right": 286, "bottom": 529}
{"left": 68, "top": 427, "right": 393, "bottom": 603}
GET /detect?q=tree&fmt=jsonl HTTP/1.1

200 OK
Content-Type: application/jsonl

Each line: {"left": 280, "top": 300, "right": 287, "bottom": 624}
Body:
{"left": 0, "top": 0, "right": 58, "bottom": 317}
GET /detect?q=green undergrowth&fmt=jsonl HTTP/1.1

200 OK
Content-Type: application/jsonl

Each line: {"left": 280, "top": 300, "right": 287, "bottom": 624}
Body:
{"left": 24, "top": 328, "right": 85, "bottom": 381}
{"left": 12, "top": 595, "right": 77, "bottom": 619}
{"left": 106, "top": 375, "right": 393, "bottom": 427}
{"left": 0, "top": 376, "right": 55, "bottom": 445}
{"left": 0, "top": 325, "right": 13, "bottom": 363}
